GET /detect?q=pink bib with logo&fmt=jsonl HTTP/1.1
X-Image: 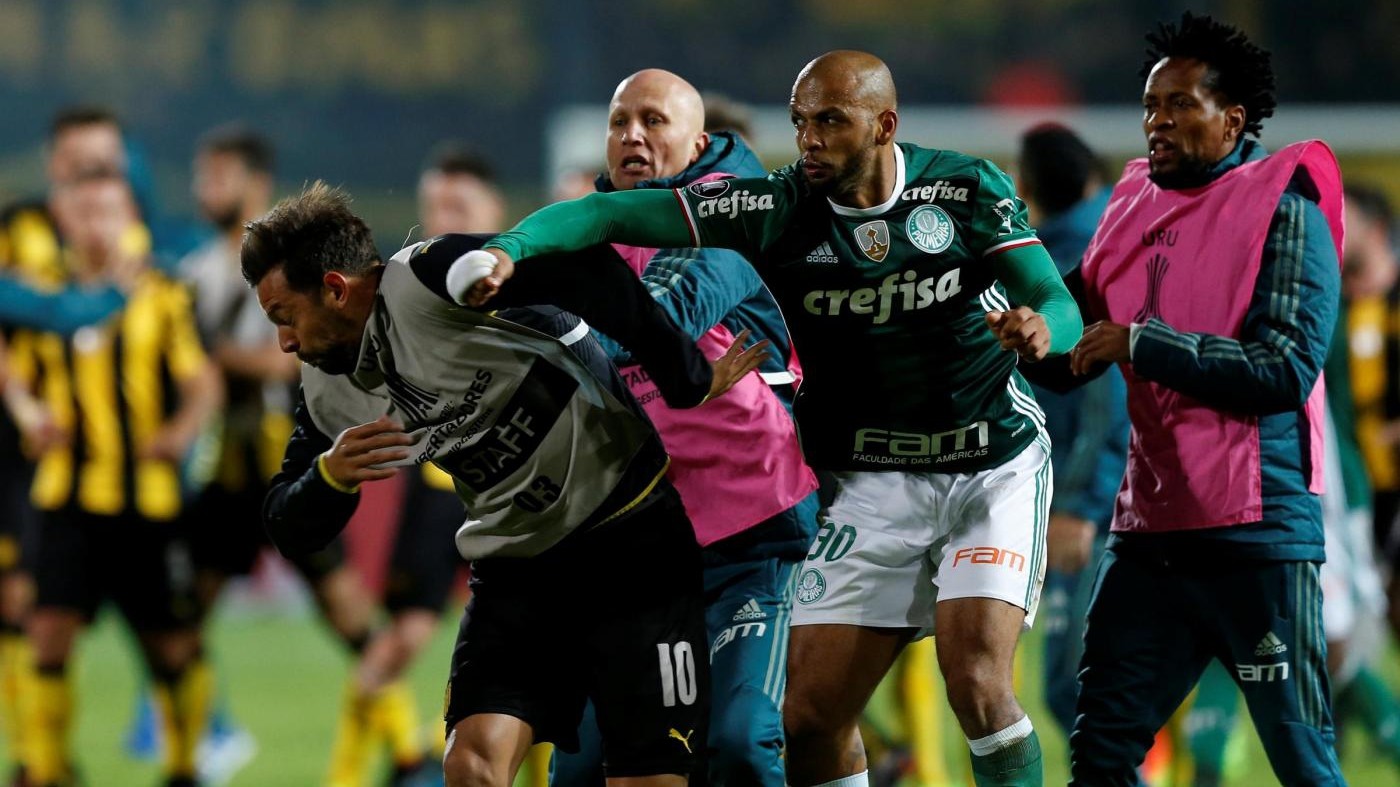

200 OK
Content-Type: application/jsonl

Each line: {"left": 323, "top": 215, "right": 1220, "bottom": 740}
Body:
{"left": 609, "top": 172, "right": 816, "bottom": 546}
{"left": 1082, "top": 141, "right": 1343, "bottom": 533}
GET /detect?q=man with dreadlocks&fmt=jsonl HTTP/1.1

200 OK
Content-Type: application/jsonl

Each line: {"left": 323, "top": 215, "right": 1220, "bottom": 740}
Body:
{"left": 1059, "top": 12, "right": 1347, "bottom": 785}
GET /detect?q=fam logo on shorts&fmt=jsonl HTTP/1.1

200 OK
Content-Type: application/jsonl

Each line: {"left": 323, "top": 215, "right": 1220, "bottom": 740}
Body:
{"left": 853, "top": 220, "right": 890, "bottom": 262}
{"left": 796, "top": 568, "right": 827, "bottom": 605}
{"left": 688, "top": 180, "right": 731, "bottom": 199}
{"left": 907, "top": 205, "right": 956, "bottom": 254}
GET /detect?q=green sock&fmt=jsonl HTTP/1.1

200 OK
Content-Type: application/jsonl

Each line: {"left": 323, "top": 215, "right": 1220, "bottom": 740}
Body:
{"left": 969, "top": 728, "right": 1042, "bottom": 787}
{"left": 1339, "top": 665, "right": 1400, "bottom": 762}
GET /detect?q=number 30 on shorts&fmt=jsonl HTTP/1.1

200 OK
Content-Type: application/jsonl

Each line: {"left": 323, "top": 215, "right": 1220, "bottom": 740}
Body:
{"left": 807, "top": 522, "right": 856, "bottom": 562}
{"left": 657, "top": 642, "right": 698, "bottom": 707}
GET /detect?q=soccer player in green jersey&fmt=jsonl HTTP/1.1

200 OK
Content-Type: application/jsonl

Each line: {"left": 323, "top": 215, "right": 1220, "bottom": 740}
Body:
{"left": 463, "top": 51, "right": 1081, "bottom": 787}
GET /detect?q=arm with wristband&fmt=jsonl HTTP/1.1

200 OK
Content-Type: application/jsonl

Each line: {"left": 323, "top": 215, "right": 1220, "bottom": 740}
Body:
{"left": 263, "top": 390, "right": 409, "bottom": 556}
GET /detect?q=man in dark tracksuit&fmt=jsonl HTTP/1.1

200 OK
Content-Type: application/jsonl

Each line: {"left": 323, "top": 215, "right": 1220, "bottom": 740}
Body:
{"left": 1059, "top": 13, "right": 1346, "bottom": 786}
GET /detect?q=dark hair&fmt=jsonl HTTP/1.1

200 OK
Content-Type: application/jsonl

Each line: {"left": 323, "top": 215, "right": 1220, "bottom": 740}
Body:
{"left": 1018, "top": 123, "right": 1105, "bottom": 216}
{"left": 1346, "top": 184, "right": 1394, "bottom": 233}
{"left": 702, "top": 91, "right": 753, "bottom": 140}
{"left": 199, "top": 124, "right": 276, "bottom": 175}
{"left": 423, "top": 142, "right": 497, "bottom": 184}
{"left": 1141, "top": 12, "right": 1276, "bottom": 137}
{"left": 49, "top": 105, "right": 122, "bottom": 141}
{"left": 241, "top": 181, "right": 380, "bottom": 290}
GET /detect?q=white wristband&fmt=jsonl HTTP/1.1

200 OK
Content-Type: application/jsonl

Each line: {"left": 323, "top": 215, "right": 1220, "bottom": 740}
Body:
{"left": 445, "top": 249, "right": 499, "bottom": 305}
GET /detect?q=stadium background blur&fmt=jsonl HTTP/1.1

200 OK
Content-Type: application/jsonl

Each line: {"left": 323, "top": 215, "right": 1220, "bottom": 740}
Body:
{"left": 0, "top": 1, "right": 1397, "bottom": 785}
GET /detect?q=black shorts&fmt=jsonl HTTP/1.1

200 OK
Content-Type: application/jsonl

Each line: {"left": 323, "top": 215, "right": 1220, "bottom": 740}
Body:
{"left": 0, "top": 460, "right": 35, "bottom": 576}
{"left": 444, "top": 484, "right": 709, "bottom": 778}
{"left": 34, "top": 508, "right": 201, "bottom": 631}
{"left": 187, "top": 480, "right": 347, "bottom": 584}
{"left": 384, "top": 471, "right": 467, "bottom": 613}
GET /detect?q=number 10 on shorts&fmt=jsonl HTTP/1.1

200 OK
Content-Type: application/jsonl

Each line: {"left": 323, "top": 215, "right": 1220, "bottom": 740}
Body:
{"left": 657, "top": 642, "right": 698, "bottom": 707}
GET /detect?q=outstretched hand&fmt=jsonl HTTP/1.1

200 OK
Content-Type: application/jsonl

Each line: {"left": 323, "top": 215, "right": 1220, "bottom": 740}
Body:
{"left": 986, "top": 306, "right": 1051, "bottom": 361}
{"left": 706, "top": 329, "right": 771, "bottom": 403}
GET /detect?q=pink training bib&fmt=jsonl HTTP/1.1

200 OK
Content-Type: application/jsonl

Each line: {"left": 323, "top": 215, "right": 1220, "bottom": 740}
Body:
{"left": 608, "top": 172, "right": 817, "bottom": 547}
{"left": 1082, "top": 141, "right": 1344, "bottom": 533}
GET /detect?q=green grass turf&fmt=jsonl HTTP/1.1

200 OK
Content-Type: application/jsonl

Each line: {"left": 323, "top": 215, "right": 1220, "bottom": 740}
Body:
{"left": 1, "top": 604, "right": 1397, "bottom": 786}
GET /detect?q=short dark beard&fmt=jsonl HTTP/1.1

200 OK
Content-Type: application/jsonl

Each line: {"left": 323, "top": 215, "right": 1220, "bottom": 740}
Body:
{"left": 816, "top": 147, "right": 880, "bottom": 203}
{"left": 1148, "top": 154, "right": 1217, "bottom": 190}
{"left": 308, "top": 342, "right": 361, "bottom": 376}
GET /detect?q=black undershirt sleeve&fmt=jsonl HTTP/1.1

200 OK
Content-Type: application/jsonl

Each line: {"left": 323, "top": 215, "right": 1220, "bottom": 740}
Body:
{"left": 262, "top": 388, "right": 361, "bottom": 556}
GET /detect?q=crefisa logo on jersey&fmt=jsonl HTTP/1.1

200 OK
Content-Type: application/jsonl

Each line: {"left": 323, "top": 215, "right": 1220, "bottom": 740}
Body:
{"left": 853, "top": 220, "right": 891, "bottom": 262}
{"left": 907, "top": 205, "right": 956, "bottom": 254}
{"left": 901, "top": 180, "right": 970, "bottom": 203}
{"left": 693, "top": 185, "right": 775, "bottom": 219}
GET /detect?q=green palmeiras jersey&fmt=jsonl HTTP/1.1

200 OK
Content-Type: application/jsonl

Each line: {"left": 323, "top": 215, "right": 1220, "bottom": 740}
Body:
{"left": 673, "top": 143, "right": 1046, "bottom": 473}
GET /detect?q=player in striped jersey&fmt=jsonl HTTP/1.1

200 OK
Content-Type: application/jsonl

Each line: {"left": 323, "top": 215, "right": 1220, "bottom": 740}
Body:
{"left": 6, "top": 172, "right": 222, "bottom": 787}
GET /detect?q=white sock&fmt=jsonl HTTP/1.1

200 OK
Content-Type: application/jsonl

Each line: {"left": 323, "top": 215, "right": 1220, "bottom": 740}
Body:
{"left": 809, "top": 771, "right": 870, "bottom": 787}
{"left": 967, "top": 715, "right": 1034, "bottom": 757}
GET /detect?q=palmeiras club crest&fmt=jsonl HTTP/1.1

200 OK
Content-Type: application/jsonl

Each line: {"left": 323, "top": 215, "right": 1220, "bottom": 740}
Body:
{"left": 906, "top": 204, "right": 956, "bottom": 254}
{"left": 796, "top": 568, "right": 827, "bottom": 605}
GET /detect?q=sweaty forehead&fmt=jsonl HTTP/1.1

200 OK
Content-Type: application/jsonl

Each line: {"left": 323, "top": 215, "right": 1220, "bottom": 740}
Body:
{"left": 791, "top": 74, "right": 864, "bottom": 114}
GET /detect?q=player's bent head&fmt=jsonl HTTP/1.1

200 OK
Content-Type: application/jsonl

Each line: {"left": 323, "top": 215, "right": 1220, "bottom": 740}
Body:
{"left": 241, "top": 181, "right": 380, "bottom": 291}
{"left": 241, "top": 182, "right": 382, "bottom": 375}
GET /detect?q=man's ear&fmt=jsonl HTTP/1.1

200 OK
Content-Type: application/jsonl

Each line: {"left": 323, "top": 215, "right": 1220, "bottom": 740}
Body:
{"left": 1222, "top": 103, "right": 1247, "bottom": 145}
{"left": 692, "top": 132, "right": 711, "bottom": 164}
{"left": 322, "top": 271, "right": 351, "bottom": 306}
{"left": 876, "top": 109, "right": 898, "bottom": 146}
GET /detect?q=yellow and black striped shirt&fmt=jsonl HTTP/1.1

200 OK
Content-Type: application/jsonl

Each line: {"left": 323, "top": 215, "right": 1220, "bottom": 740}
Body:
{"left": 8, "top": 271, "right": 208, "bottom": 520}
{"left": 1348, "top": 291, "right": 1400, "bottom": 492}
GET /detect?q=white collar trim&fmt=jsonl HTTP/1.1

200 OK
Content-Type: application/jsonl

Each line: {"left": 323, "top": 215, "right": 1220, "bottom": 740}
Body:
{"left": 829, "top": 144, "right": 906, "bottom": 218}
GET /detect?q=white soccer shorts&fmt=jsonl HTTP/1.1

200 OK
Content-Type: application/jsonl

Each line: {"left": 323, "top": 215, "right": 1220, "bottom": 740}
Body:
{"left": 791, "top": 434, "right": 1050, "bottom": 635}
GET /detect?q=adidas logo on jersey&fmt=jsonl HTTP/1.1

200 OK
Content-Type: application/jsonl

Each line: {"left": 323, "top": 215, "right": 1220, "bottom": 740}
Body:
{"left": 732, "top": 599, "right": 766, "bottom": 621}
{"left": 805, "top": 242, "right": 839, "bottom": 265}
{"left": 901, "top": 180, "right": 969, "bottom": 203}
{"left": 1254, "top": 632, "right": 1288, "bottom": 656}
